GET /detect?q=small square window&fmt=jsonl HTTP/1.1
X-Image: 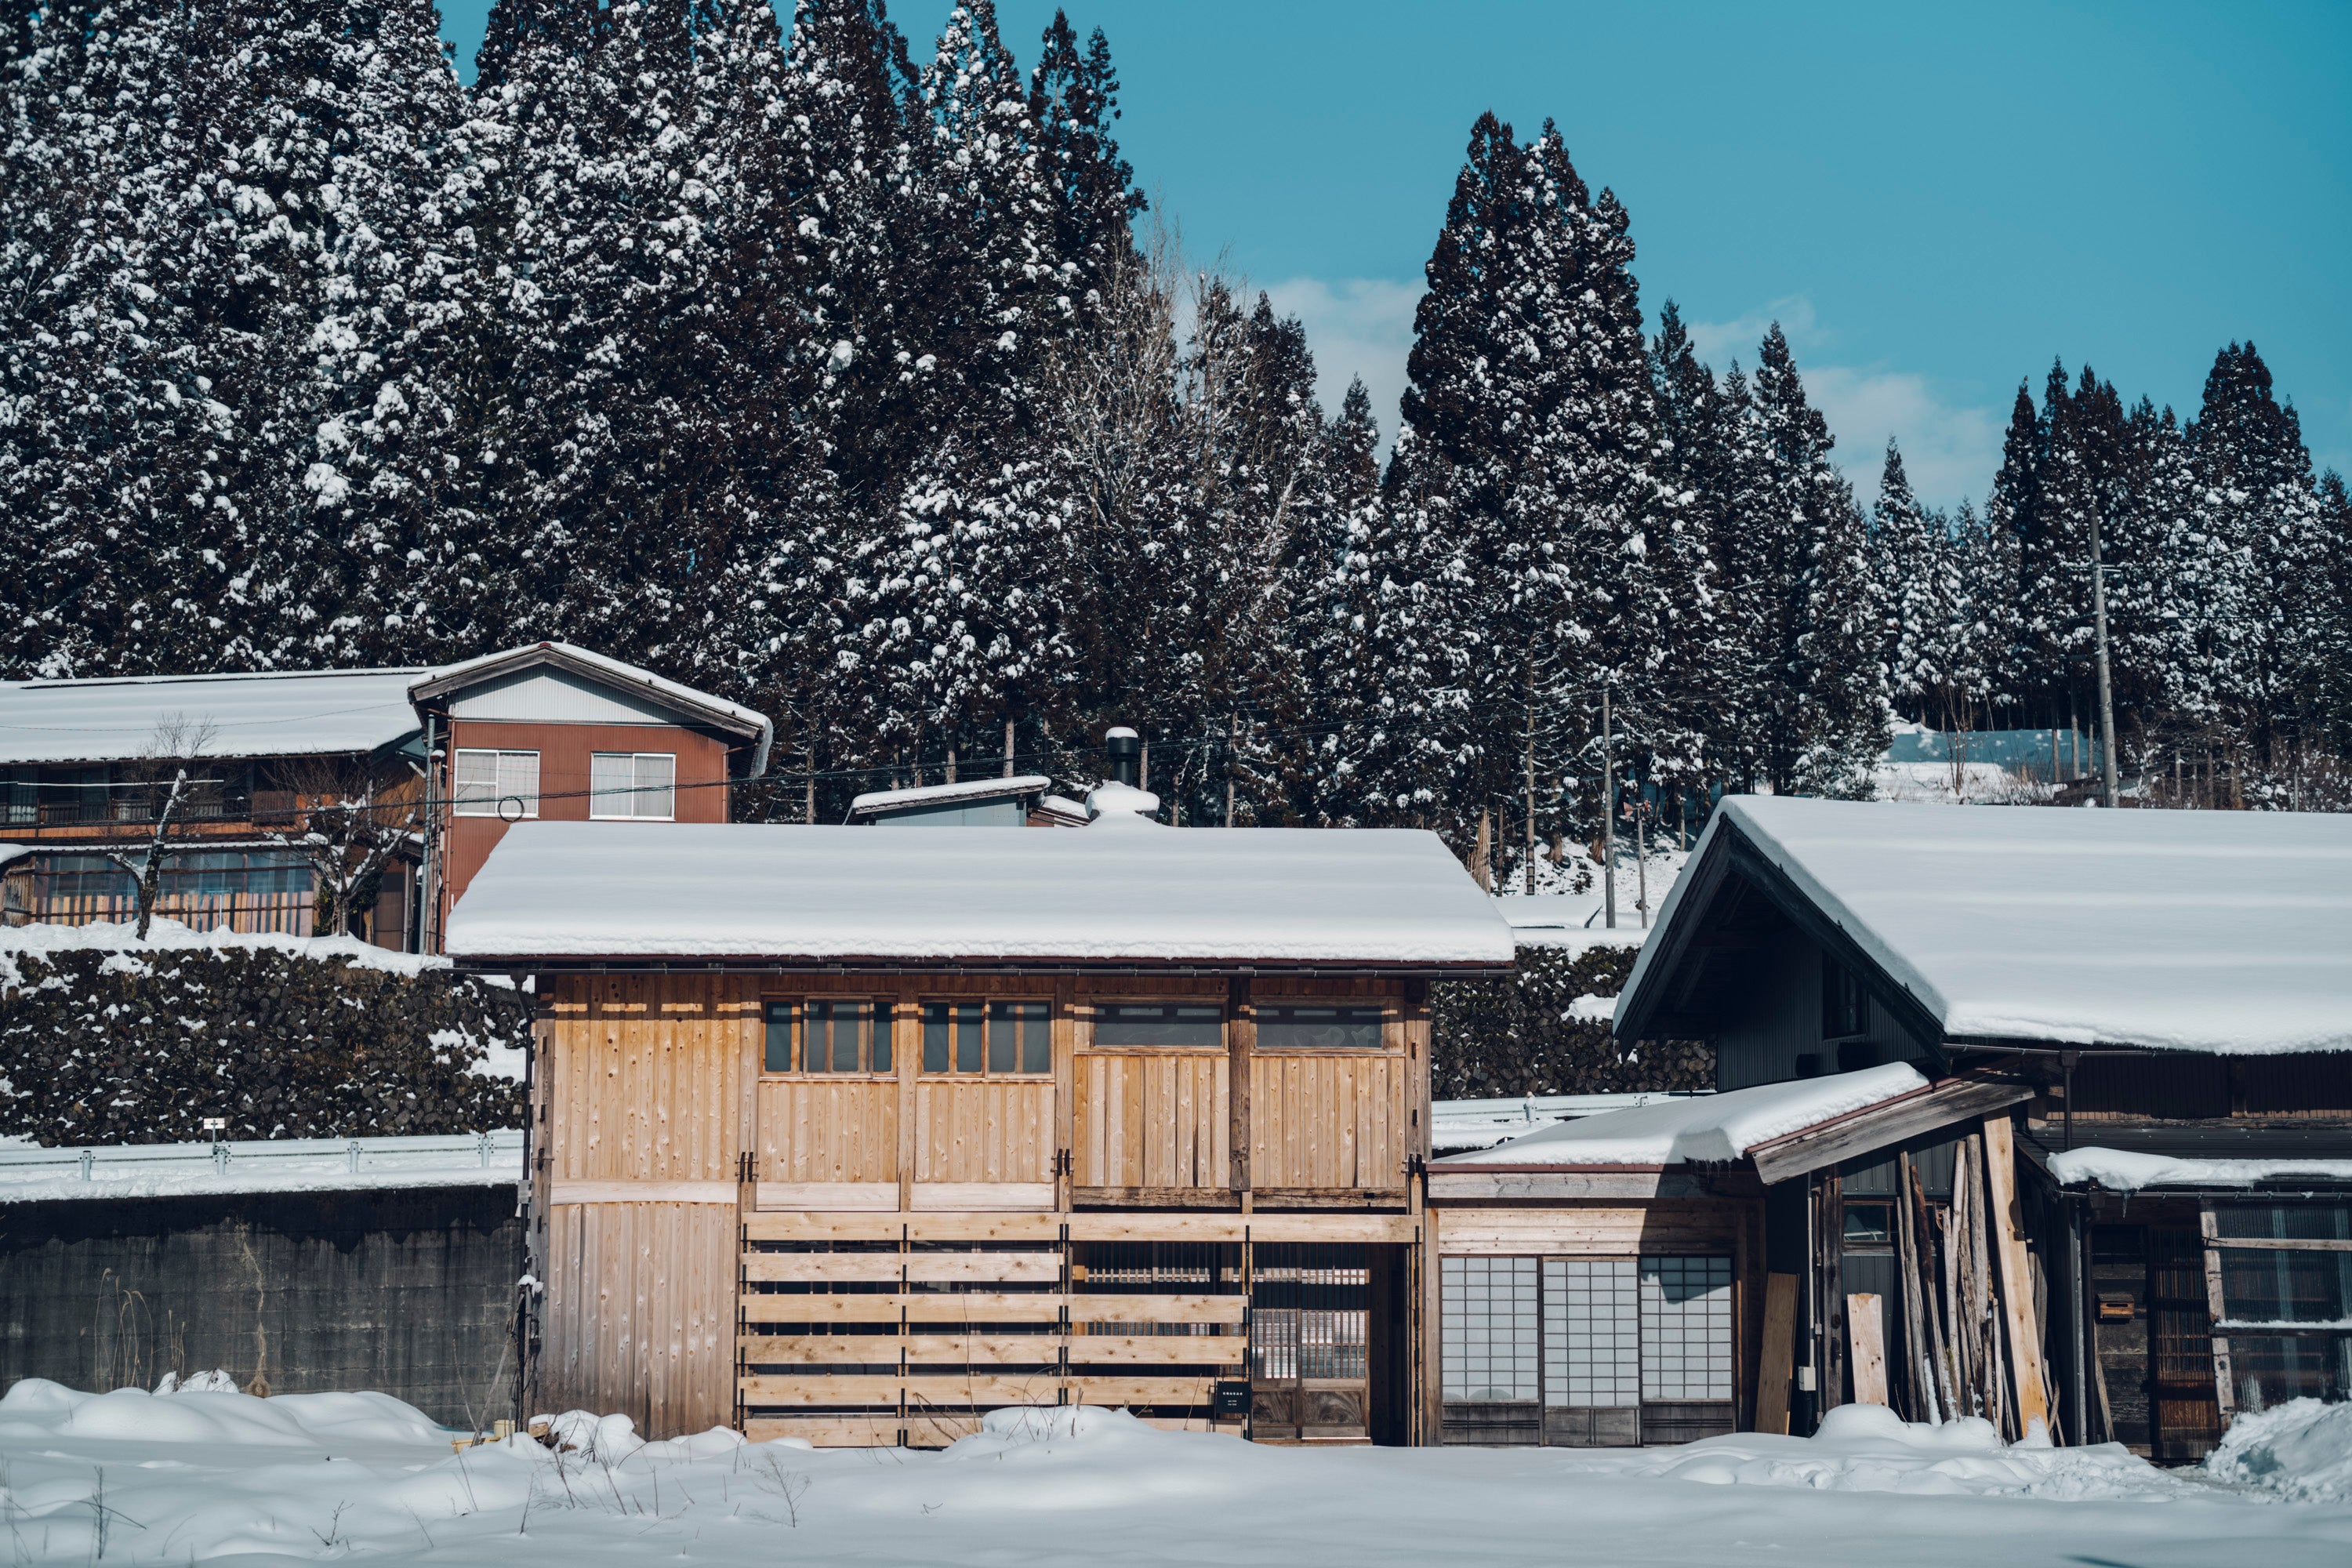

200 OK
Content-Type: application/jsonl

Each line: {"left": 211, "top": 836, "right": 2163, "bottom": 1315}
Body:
{"left": 453, "top": 750, "right": 539, "bottom": 818}
{"left": 590, "top": 752, "right": 676, "bottom": 820}
{"left": 989, "top": 1001, "right": 1052, "bottom": 1074}
{"left": 1842, "top": 1202, "right": 1893, "bottom": 1249}
{"left": 1094, "top": 1003, "right": 1223, "bottom": 1048}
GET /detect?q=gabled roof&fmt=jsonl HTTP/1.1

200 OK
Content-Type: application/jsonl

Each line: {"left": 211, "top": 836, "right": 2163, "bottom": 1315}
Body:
{"left": 446, "top": 818, "right": 1515, "bottom": 972}
{"left": 0, "top": 668, "right": 427, "bottom": 766}
{"left": 408, "top": 643, "right": 772, "bottom": 773}
{"left": 1615, "top": 796, "right": 2352, "bottom": 1057}
{"left": 848, "top": 775, "right": 1053, "bottom": 818}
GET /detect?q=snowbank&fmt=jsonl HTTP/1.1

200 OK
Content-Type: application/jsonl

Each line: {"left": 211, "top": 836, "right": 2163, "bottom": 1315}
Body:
{"left": 1439, "top": 1062, "right": 1925, "bottom": 1166}
{"left": 2049, "top": 1145, "right": 2352, "bottom": 1192}
{"left": 448, "top": 821, "right": 1515, "bottom": 966}
{"left": 0, "top": 1387, "right": 2334, "bottom": 1568}
{"left": 2203, "top": 1398, "right": 2352, "bottom": 1503}
{"left": 0, "top": 916, "right": 446, "bottom": 993}
{"left": 1621, "top": 796, "right": 2352, "bottom": 1054}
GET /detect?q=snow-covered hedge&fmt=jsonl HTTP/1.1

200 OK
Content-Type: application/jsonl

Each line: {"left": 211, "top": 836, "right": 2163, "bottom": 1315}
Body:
{"left": 0, "top": 922, "right": 528, "bottom": 1146}
{"left": 1430, "top": 944, "right": 1712, "bottom": 1099}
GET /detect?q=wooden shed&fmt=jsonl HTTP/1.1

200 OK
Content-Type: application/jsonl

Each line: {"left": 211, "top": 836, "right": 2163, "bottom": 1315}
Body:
{"left": 448, "top": 799, "right": 1514, "bottom": 1445}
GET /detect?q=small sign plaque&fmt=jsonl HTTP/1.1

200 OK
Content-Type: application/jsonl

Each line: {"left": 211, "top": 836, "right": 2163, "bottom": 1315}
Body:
{"left": 200, "top": 1117, "right": 227, "bottom": 1132}
{"left": 1211, "top": 1380, "right": 1251, "bottom": 1419}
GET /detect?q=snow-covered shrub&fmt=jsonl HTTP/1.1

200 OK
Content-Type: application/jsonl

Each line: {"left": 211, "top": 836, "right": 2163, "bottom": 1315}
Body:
{"left": 0, "top": 927, "right": 527, "bottom": 1145}
{"left": 1430, "top": 943, "right": 1712, "bottom": 1098}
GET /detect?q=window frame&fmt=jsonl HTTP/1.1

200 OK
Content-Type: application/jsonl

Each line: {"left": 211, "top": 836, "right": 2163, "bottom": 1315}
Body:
{"left": 760, "top": 996, "right": 893, "bottom": 1077}
{"left": 921, "top": 996, "right": 1057, "bottom": 1078}
{"left": 1086, "top": 998, "right": 1228, "bottom": 1053}
{"left": 452, "top": 748, "right": 541, "bottom": 819}
{"left": 588, "top": 750, "right": 678, "bottom": 822}
{"left": 1252, "top": 998, "right": 1395, "bottom": 1054}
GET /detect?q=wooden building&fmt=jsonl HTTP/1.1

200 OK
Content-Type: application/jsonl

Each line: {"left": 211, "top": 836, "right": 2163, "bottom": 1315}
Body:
{"left": 1443, "top": 795, "right": 2352, "bottom": 1458}
{"left": 447, "top": 781, "right": 1514, "bottom": 1445}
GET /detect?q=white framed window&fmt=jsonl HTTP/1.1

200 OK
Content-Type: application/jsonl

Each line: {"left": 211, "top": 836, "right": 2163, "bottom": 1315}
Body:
{"left": 452, "top": 749, "right": 539, "bottom": 818}
{"left": 590, "top": 752, "right": 677, "bottom": 820}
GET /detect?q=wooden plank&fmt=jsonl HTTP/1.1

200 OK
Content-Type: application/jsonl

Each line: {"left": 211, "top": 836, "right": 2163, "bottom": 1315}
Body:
{"left": 1065, "top": 1334, "right": 1248, "bottom": 1366}
{"left": 744, "top": 1210, "right": 1061, "bottom": 1243}
{"left": 1064, "top": 1212, "right": 1418, "bottom": 1245}
{"left": 753, "top": 1181, "right": 899, "bottom": 1211}
{"left": 740, "top": 1374, "right": 905, "bottom": 1403}
{"left": 911, "top": 1181, "right": 1057, "bottom": 1212}
{"left": 1066, "top": 1294, "right": 1247, "bottom": 1324}
{"left": 743, "top": 1416, "right": 901, "bottom": 1447}
{"left": 1981, "top": 1112, "right": 2052, "bottom": 1436}
{"left": 1757, "top": 1272, "right": 1798, "bottom": 1436}
{"left": 904, "top": 1334, "right": 1066, "bottom": 1363}
{"left": 1229, "top": 978, "right": 1252, "bottom": 1194}
{"left": 1847, "top": 1292, "right": 1889, "bottom": 1406}
{"left": 903, "top": 1374, "right": 1064, "bottom": 1405}
{"left": 1064, "top": 1374, "right": 1220, "bottom": 1406}
{"left": 1436, "top": 1208, "right": 1732, "bottom": 1254}
{"left": 903, "top": 1293, "right": 1068, "bottom": 1323}
{"left": 1070, "top": 1186, "right": 1242, "bottom": 1209}
{"left": 739, "top": 1334, "right": 913, "bottom": 1363}
{"left": 902, "top": 1252, "right": 1062, "bottom": 1283}
{"left": 2200, "top": 1205, "right": 2237, "bottom": 1420}
{"left": 549, "top": 1181, "right": 738, "bottom": 1206}
{"left": 741, "top": 1295, "right": 909, "bottom": 1324}
{"left": 2204, "top": 1235, "right": 2352, "bottom": 1253}
{"left": 744, "top": 1254, "right": 906, "bottom": 1283}
{"left": 1752, "top": 1080, "right": 2034, "bottom": 1185}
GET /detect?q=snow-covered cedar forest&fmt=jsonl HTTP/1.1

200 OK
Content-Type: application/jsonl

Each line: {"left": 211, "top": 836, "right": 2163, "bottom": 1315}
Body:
{"left": 4, "top": 0, "right": 2349, "bottom": 858}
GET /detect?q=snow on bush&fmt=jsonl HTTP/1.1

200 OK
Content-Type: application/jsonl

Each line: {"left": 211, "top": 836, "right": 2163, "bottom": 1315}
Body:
{"left": 2202, "top": 1398, "right": 2352, "bottom": 1503}
{"left": 0, "top": 921, "right": 527, "bottom": 1145}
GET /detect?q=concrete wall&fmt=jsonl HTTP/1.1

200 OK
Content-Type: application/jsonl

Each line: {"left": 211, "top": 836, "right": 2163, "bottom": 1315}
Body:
{"left": 0, "top": 1186, "right": 522, "bottom": 1427}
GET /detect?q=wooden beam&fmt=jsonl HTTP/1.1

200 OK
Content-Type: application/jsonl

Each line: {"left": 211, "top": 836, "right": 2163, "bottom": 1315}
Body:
{"left": 1981, "top": 1113, "right": 2052, "bottom": 1435}
{"left": 1071, "top": 1186, "right": 1241, "bottom": 1210}
{"left": 549, "top": 1180, "right": 739, "bottom": 1205}
{"left": 1750, "top": 1079, "right": 2034, "bottom": 1186}
{"left": 1756, "top": 1272, "right": 1798, "bottom": 1436}
{"left": 743, "top": 1415, "right": 901, "bottom": 1446}
{"left": 912, "top": 1181, "right": 1058, "bottom": 1211}
{"left": 1064, "top": 1374, "right": 1222, "bottom": 1405}
{"left": 2199, "top": 1205, "right": 2237, "bottom": 1421}
{"left": 1065, "top": 1212, "right": 1419, "bottom": 1244}
{"left": 1067, "top": 1293, "right": 1247, "bottom": 1324}
{"left": 752, "top": 1181, "right": 899, "bottom": 1212}
{"left": 1846, "top": 1292, "right": 1889, "bottom": 1406}
{"left": 1229, "top": 975, "right": 1253, "bottom": 1205}
{"left": 1064, "top": 1334, "right": 1248, "bottom": 1367}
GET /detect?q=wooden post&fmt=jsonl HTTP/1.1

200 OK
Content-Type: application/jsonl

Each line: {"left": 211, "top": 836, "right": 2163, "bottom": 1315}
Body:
{"left": 1756, "top": 1273, "right": 1799, "bottom": 1435}
{"left": 2198, "top": 1204, "right": 2236, "bottom": 1423}
{"left": 1847, "top": 1293, "right": 1889, "bottom": 1406}
{"left": 1228, "top": 977, "right": 1253, "bottom": 1213}
{"left": 895, "top": 985, "right": 919, "bottom": 1212}
{"left": 1981, "top": 1112, "right": 2051, "bottom": 1436}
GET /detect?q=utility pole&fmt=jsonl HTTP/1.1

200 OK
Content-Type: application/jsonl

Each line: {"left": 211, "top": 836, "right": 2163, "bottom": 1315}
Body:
{"left": 2088, "top": 512, "right": 2121, "bottom": 809}
{"left": 1523, "top": 687, "right": 1537, "bottom": 895}
{"left": 1003, "top": 718, "right": 1014, "bottom": 779}
{"left": 1225, "top": 713, "right": 1236, "bottom": 827}
{"left": 1602, "top": 687, "right": 1616, "bottom": 930}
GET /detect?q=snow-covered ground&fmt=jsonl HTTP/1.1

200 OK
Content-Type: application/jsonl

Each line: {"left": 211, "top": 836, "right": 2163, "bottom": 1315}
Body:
{"left": 4, "top": 1382, "right": 2349, "bottom": 1568}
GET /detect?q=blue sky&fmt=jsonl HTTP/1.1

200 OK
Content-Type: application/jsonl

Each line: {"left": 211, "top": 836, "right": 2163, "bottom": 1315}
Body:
{"left": 434, "top": 1, "right": 2352, "bottom": 508}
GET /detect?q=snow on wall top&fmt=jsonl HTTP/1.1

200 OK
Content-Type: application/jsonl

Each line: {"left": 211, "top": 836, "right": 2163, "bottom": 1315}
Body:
{"left": 0, "top": 1131, "right": 521, "bottom": 1205}
{"left": 0, "top": 667, "right": 426, "bottom": 765}
{"left": 848, "top": 774, "right": 1054, "bottom": 815}
{"left": 1618, "top": 797, "right": 2352, "bottom": 1055}
{"left": 1436, "top": 1062, "right": 1926, "bottom": 1167}
{"left": 447, "top": 819, "right": 1515, "bottom": 967}
{"left": 2045, "top": 1146, "right": 2352, "bottom": 1193}
{"left": 0, "top": 917, "right": 450, "bottom": 993}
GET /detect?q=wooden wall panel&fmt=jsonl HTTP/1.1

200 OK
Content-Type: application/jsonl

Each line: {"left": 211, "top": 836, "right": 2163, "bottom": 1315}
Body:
{"left": 913, "top": 1081, "right": 1054, "bottom": 1183}
{"left": 539, "top": 1200, "right": 737, "bottom": 1439}
{"left": 1072, "top": 1054, "right": 1227, "bottom": 1189}
{"left": 1432, "top": 1203, "right": 1744, "bottom": 1255}
{"left": 1250, "top": 1054, "right": 1402, "bottom": 1190}
{"left": 550, "top": 974, "right": 749, "bottom": 1182}
{"left": 757, "top": 1080, "right": 899, "bottom": 1183}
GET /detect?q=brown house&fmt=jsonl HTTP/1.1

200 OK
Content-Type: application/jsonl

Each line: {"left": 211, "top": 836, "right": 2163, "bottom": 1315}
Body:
{"left": 407, "top": 643, "right": 772, "bottom": 947}
{"left": 447, "top": 782, "right": 1514, "bottom": 1445}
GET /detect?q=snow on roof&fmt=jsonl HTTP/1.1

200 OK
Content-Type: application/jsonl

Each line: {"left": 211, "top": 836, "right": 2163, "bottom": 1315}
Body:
{"left": 0, "top": 1131, "right": 521, "bottom": 1205}
{"left": 0, "top": 843, "right": 31, "bottom": 869}
{"left": 0, "top": 667, "right": 426, "bottom": 766}
{"left": 848, "top": 774, "right": 1053, "bottom": 815}
{"left": 2046, "top": 1145, "right": 2352, "bottom": 1193}
{"left": 408, "top": 643, "right": 771, "bottom": 769}
{"left": 1430, "top": 1091, "right": 1708, "bottom": 1153}
{"left": 1490, "top": 894, "right": 1651, "bottom": 953}
{"left": 448, "top": 819, "right": 1515, "bottom": 968}
{"left": 1435, "top": 1063, "right": 1926, "bottom": 1167}
{"left": 1620, "top": 796, "right": 2352, "bottom": 1055}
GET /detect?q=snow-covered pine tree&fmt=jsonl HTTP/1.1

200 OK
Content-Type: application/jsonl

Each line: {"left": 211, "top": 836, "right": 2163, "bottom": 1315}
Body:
{"left": 1979, "top": 380, "right": 2042, "bottom": 725}
{"left": 1875, "top": 440, "right": 1956, "bottom": 724}
{"left": 1026, "top": 9, "right": 1142, "bottom": 324}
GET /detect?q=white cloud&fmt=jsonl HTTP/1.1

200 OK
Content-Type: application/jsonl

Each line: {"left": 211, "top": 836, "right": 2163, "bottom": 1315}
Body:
{"left": 1260, "top": 277, "right": 1422, "bottom": 451}
{"left": 1686, "top": 296, "right": 2000, "bottom": 512}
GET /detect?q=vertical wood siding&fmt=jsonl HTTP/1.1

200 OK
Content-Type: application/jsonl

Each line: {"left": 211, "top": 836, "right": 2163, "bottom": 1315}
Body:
{"left": 1072, "top": 1053, "right": 1229, "bottom": 1189}
{"left": 912, "top": 1081, "right": 1057, "bottom": 1183}
{"left": 1250, "top": 1054, "right": 1406, "bottom": 1191}
{"left": 757, "top": 1080, "right": 900, "bottom": 1182}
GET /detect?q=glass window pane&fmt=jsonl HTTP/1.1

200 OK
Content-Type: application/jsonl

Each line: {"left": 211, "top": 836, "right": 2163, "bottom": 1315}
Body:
{"left": 811, "top": 999, "right": 872, "bottom": 1072}
{"left": 763, "top": 1001, "right": 793, "bottom": 1073}
{"left": 956, "top": 1005, "right": 983, "bottom": 1073}
{"left": 2214, "top": 1207, "right": 2352, "bottom": 1242}
{"left": 2218, "top": 1247, "right": 2352, "bottom": 1325}
{"left": 1440, "top": 1255, "right": 1538, "bottom": 1401}
{"left": 1022, "top": 1006, "right": 1051, "bottom": 1074}
{"left": 872, "top": 1005, "right": 891, "bottom": 1072}
{"left": 590, "top": 753, "right": 632, "bottom": 816}
{"left": 453, "top": 750, "right": 498, "bottom": 816}
{"left": 1842, "top": 1203, "right": 1893, "bottom": 1248}
{"left": 2227, "top": 1335, "right": 2352, "bottom": 1413}
{"left": 496, "top": 751, "right": 539, "bottom": 815}
{"left": 924, "top": 1004, "right": 949, "bottom": 1073}
{"left": 988, "top": 1006, "right": 1017, "bottom": 1073}
{"left": 635, "top": 753, "right": 675, "bottom": 819}
{"left": 1258, "top": 1004, "right": 1384, "bottom": 1051}
{"left": 1094, "top": 1003, "right": 1223, "bottom": 1048}
{"left": 988, "top": 1002, "right": 1051, "bottom": 1074}
{"left": 1640, "top": 1256, "right": 1733, "bottom": 1400}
